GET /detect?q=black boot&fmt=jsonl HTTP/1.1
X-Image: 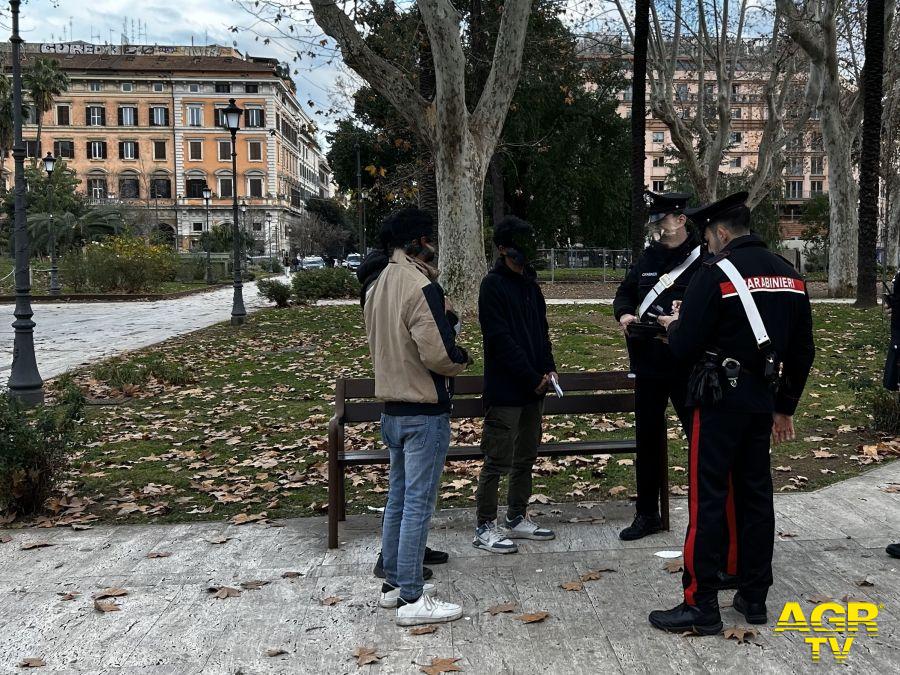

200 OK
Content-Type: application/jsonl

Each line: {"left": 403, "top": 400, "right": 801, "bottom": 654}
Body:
{"left": 733, "top": 592, "right": 768, "bottom": 624}
{"left": 372, "top": 551, "right": 433, "bottom": 580}
{"left": 649, "top": 601, "right": 723, "bottom": 635}
{"left": 887, "top": 543, "right": 900, "bottom": 559}
{"left": 712, "top": 570, "right": 739, "bottom": 590}
{"left": 423, "top": 546, "right": 449, "bottom": 565}
{"left": 619, "top": 513, "right": 663, "bottom": 541}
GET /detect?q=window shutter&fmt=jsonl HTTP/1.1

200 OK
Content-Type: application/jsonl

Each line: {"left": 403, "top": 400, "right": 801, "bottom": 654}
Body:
{"left": 134, "top": 143, "right": 140, "bottom": 159}
{"left": 100, "top": 108, "right": 106, "bottom": 126}
{"left": 258, "top": 110, "right": 265, "bottom": 127}
{"left": 164, "top": 108, "right": 169, "bottom": 126}
{"left": 85, "top": 106, "right": 92, "bottom": 125}
{"left": 101, "top": 142, "right": 107, "bottom": 159}
{"left": 117, "top": 108, "right": 123, "bottom": 126}
{"left": 119, "top": 141, "right": 125, "bottom": 159}
{"left": 53, "top": 141, "right": 59, "bottom": 157}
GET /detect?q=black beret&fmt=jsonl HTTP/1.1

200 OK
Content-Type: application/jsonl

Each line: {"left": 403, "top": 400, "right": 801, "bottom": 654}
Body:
{"left": 644, "top": 190, "right": 692, "bottom": 223}
{"left": 380, "top": 208, "right": 434, "bottom": 246}
{"left": 684, "top": 191, "right": 749, "bottom": 230}
{"left": 493, "top": 215, "right": 533, "bottom": 246}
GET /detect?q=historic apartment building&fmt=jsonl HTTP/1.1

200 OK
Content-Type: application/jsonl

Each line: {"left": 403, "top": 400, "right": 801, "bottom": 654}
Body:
{"left": 581, "top": 37, "right": 828, "bottom": 241}
{"left": 4, "top": 42, "right": 332, "bottom": 254}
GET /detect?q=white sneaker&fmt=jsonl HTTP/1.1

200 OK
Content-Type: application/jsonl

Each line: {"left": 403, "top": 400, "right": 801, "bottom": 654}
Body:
{"left": 395, "top": 593, "right": 463, "bottom": 626}
{"left": 379, "top": 582, "right": 435, "bottom": 609}
{"left": 473, "top": 521, "right": 518, "bottom": 554}
{"left": 503, "top": 514, "right": 556, "bottom": 540}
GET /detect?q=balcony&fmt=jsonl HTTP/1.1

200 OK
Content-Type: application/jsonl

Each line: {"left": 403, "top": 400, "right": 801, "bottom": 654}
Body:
{"left": 781, "top": 190, "right": 826, "bottom": 201}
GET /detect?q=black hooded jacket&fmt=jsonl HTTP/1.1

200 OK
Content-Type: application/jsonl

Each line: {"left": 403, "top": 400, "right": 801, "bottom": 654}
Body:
{"left": 357, "top": 250, "right": 390, "bottom": 307}
{"left": 479, "top": 260, "right": 556, "bottom": 407}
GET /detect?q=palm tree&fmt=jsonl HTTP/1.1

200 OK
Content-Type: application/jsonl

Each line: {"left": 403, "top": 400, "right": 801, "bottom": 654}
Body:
{"left": 0, "top": 74, "right": 14, "bottom": 195}
{"left": 23, "top": 57, "right": 69, "bottom": 160}
{"left": 27, "top": 206, "right": 123, "bottom": 253}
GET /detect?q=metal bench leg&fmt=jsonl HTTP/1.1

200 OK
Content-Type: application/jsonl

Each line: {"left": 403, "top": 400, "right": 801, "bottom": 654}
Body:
{"left": 328, "top": 477, "right": 339, "bottom": 549}
{"left": 337, "top": 463, "right": 347, "bottom": 522}
{"left": 659, "top": 425, "right": 670, "bottom": 531}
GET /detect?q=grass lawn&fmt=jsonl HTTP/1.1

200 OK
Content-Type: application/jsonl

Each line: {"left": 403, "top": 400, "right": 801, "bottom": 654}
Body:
{"left": 536, "top": 267, "right": 628, "bottom": 282}
{"left": 23, "top": 301, "right": 898, "bottom": 527}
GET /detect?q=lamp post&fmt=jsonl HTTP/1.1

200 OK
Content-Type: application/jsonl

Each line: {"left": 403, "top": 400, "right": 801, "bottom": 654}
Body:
{"left": 8, "top": 0, "right": 43, "bottom": 405}
{"left": 354, "top": 140, "right": 366, "bottom": 254}
{"left": 42, "top": 152, "right": 61, "bottom": 296}
{"left": 223, "top": 98, "right": 246, "bottom": 326}
{"left": 202, "top": 184, "right": 212, "bottom": 284}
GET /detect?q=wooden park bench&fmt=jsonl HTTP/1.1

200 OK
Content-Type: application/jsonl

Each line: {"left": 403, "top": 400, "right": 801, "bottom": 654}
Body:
{"left": 326, "top": 371, "right": 671, "bottom": 548}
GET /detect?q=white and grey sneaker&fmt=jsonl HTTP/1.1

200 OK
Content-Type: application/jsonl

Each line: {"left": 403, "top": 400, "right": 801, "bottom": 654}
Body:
{"left": 395, "top": 593, "right": 463, "bottom": 626}
{"left": 503, "top": 514, "right": 556, "bottom": 540}
{"left": 473, "top": 521, "right": 519, "bottom": 554}
{"left": 379, "top": 582, "right": 435, "bottom": 608}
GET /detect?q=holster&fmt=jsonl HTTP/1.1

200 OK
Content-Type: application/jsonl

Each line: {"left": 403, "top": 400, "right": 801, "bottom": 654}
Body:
{"left": 687, "top": 351, "right": 724, "bottom": 406}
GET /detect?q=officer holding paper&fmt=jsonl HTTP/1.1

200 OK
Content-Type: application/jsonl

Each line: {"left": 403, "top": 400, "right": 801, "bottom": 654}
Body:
{"left": 651, "top": 191, "right": 815, "bottom": 635}
{"left": 613, "top": 191, "right": 702, "bottom": 541}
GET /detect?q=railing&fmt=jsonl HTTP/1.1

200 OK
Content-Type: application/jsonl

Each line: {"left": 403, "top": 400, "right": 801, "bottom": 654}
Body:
{"left": 536, "top": 248, "right": 633, "bottom": 283}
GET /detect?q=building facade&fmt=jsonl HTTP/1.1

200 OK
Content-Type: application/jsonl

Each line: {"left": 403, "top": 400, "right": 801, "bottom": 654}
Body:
{"left": 5, "top": 42, "right": 332, "bottom": 254}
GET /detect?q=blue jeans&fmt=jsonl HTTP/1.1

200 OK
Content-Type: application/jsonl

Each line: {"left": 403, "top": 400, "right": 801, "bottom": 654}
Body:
{"left": 380, "top": 412, "right": 450, "bottom": 602}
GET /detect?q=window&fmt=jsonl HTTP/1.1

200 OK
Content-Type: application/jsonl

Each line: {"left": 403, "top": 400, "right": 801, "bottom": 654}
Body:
{"left": 729, "top": 156, "right": 742, "bottom": 168}
{"left": 787, "top": 134, "right": 805, "bottom": 152}
{"left": 188, "top": 106, "right": 203, "bottom": 127}
{"left": 730, "top": 107, "right": 742, "bottom": 119}
{"left": 153, "top": 141, "right": 167, "bottom": 161}
{"left": 785, "top": 157, "right": 804, "bottom": 175}
{"left": 622, "top": 84, "right": 632, "bottom": 102}
{"left": 245, "top": 83, "right": 259, "bottom": 93}
{"left": 186, "top": 178, "right": 207, "bottom": 198}
{"left": 192, "top": 222, "right": 204, "bottom": 233}
{"left": 652, "top": 131, "right": 665, "bottom": 144}
{"left": 121, "top": 82, "right": 133, "bottom": 92}
{"left": 87, "top": 178, "right": 107, "bottom": 199}
{"left": 119, "top": 177, "right": 140, "bottom": 198}
{"left": 652, "top": 180, "right": 665, "bottom": 193}
{"left": 188, "top": 83, "right": 200, "bottom": 93}
{"left": 810, "top": 133, "right": 824, "bottom": 151}
{"left": 245, "top": 108, "right": 265, "bottom": 128}
{"left": 88, "top": 140, "right": 107, "bottom": 159}
{"left": 86, "top": 106, "right": 106, "bottom": 126}
{"left": 248, "top": 177, "right": 264, "bottom": 198}
{"left": 675, "top": 84, "right": 688, "bottom": 102}
{"left": 217, "top": 140, "right": 232, "bottom": 161}
{"left": 810, "top": 180, "right": 824, "bottom": 196}
{"left": 118, "top": 106, "right": 137, "bottom": 126}
{"left": 24, "top": 140, "right": 40, "bottom": 158}
{"left": 54, "top": 140, "right": 74, "bottom": 159}
{"left": 248, "top": 140, "right": 262, "bottom": 161}
{"left": 56, "top": 105, "right": 70, "bottom": 126}
{"left": 150, "top": 178, "right": 171, "bottom": 199}
{"left": 153, "top": 82, "right": 165, "bottom": 92}
{"left": 730, "top": 131, "right": 743, "bottom": 144}
{"left": 188, "top": 140, "right": 203, "bottom": 160}
{"left": 810, "top": 156, "right": 825, "bottom": 176}
{"left": 214, "top": 83, "right": 231, "bottom": 93}
{"left": 218, "top": 176, "right": 234, "bottom": 198}
{"left": 150, "top": 106, "right": 169, "bottom": 127}
{"left": 88, "top": 81, "right": 103, "bottom": 92}
{"left": 651, "top": 156, "right": 665, "bottom": 168}
{"left": 119, "top": 140, "right": 139, "bottom": 160}
{"left": 252, "top": 222, "right": 262, "bottom": 232}
{"left": 731, "top": 83, "right": 741, "bottom": 99}
{"left": 785, "top": 180, "right": 803, "bottom": 199}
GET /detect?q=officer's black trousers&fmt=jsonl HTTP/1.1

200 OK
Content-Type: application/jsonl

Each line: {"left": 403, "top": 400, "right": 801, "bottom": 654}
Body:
{"left": 633, "top": 375, "right": 691, "bottom": 517}
{"left": 682, "top": 407, "right": 774, "bottom": 606}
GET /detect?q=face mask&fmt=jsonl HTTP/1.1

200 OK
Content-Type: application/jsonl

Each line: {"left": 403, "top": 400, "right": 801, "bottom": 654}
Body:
{"left": 505, "top": 246, "right": 528, "bottom": 266}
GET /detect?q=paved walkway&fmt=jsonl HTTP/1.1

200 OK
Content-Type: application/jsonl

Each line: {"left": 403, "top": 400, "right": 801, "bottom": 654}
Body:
{"left": 0, "top": 283, "right": 266, "bottom": 381}
{"left": 2, "top": 461, "right": 898, "bottom": 673}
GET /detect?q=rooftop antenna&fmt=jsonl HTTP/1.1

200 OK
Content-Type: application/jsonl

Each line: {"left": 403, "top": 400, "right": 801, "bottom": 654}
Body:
{"left": 131, "top": 18, "right": 136, "bottom": 44}
{"left": 108, "top": 28, "right": 114, "bottom": 45}
{"left": 70, "top": 17, "right": 74, "bottom": 42}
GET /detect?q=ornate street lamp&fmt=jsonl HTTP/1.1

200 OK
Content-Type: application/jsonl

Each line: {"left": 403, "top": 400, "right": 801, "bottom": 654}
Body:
{"left": 42, "top": 152, "right": 61, "bottom": 296}
{"left": 7, "top": 0, "right": 43, "bottom": 404}
{"left": 265, "top": 212, "right": 273, "bottom": 263}
{"left": 222, "top": 98, "right": 246, "bottom": 326}
{"left": 202, "top": 184, "right": 212, "bottom": 284}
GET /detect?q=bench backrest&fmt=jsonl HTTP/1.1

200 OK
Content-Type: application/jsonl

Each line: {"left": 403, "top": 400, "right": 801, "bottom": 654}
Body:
{"left": 335, "top": 371, "right": 635, "bottom": 424}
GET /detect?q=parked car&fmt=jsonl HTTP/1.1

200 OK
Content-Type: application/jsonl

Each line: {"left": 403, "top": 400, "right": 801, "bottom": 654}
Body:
{"left": 343, "top": 253, "right": 363, "bottom": 271}
{"left": 300, "top": 256, "right": 326, "bottom": 270}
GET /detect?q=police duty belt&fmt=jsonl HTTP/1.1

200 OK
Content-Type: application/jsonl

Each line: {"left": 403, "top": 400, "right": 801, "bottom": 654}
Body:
{"left": 637, "top": 245, "right": 702, "bottom": 319}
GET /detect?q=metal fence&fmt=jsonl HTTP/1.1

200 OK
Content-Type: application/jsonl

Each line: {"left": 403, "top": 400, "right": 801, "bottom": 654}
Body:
{"left": 536, "top": 248, "right": 633, "bottom": 283}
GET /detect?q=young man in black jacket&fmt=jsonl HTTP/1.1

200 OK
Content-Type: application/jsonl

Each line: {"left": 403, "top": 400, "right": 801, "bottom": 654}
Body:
{"left": 473, "top": 216, "right": 557, "bottom": 554}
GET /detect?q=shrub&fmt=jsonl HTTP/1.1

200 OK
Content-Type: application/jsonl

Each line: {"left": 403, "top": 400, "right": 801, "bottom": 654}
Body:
{"left": 80, "top": 236, "right": 179, "bottom": 293}
{"left": 0, "top": 386, "right": 85, "bottom": 517}
{"left": 59, "top": 249, "right": 89, "bottom": 291}
{"left": 257, "top": 278, "right": 291, "bottom": 308}
{"left": 292, "top": 268, "right": 360, "bottom": 304}
{"left": 869, "top": 389, "right": 900, "bottom": 435}
{"left": 92, "top": 355, "right": 194, "bottom": 390}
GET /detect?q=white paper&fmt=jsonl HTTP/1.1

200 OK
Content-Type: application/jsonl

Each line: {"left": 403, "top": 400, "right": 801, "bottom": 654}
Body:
{"left": 654, "top": 550, "right": 683, "bottom": 559}
{"left": 550, "top": 375, "right": 564, "bottom": 398}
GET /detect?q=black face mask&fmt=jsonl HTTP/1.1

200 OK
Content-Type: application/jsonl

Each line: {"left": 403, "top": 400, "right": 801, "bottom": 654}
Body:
{"left": 505, "top": 246, "right": 528, "bottom": 266}
{"left": 503, "top": 231, "right": 536, "bottom": 266}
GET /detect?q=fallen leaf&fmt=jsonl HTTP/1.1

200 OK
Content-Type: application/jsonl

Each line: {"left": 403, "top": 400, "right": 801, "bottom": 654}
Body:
{"left": 777, "top": 531, "right": 797, "bottom": 539}
{"left": 208, "top": 586, "right": 241, "bottom": 599}
{"left": 265, "top": 648, "right": 288, "bottom": 657}
{"left": 813, "top": 449, "right": 837, "bottom": 459}
{"left": 352, "top": 646, "right": 382, "bottom": 667}
{"left": 20, "top": 541, "right": 54, "bottom": 550}
{"left": 580, "top": 568, "right": 615, "bottom": 581}
{"left": 841, "top": 594, "right": 865, "bottom": 603}
{"left": 205, "top": 536, "right": 231, "bottom": 545}
{"left": 560, "top": 580, "right": 584, "bottom": 591}
{"left": 516, "top": 611, "right": 550, "bottom": 624}
{"left": 93, "top": 599, "right": 120, "bottom": 613}
{"left": 528, "top": 493, "right": 551, "bottom": 504}
{"left": 240, "top": 580, "right": 270, "bottom": 591}
{"left": 486, "top": 601, "right": 518, "bottom": 615}
{"left": 147, "top": 551, "right": 172, "bottom": 559}
{"left": 93, "top": 588, "right": 128, "bottom": 600}
{"left": 57, "top": 591, "right": 80, "bottom": 601}
{"left": 281, "top": 571, "right": 303, "bottom": 579}
{"left": 681, "top": 627, "right": 700, "bottom": 637}
{"left": 855, "top": 577, "right": 875, "bottom": 587}
{"left": 806, "top": 594, "right": 833, "bottom": 604}
{"left": 321, "top": 595, "right": 342, "bottom": 606}
{"left": 724, "top": 626, "right": 758, "bottom": 644}
{"left": 0, "top": 534, "right": 11, "bottom": 544}
{"left": 608, "top": 485, "right": 627, "bottom": 496}
{"left": 664, "top": 559, "right": 684, "bottom": 573}
{"left": 229, "top": 512, "right": 267, "bottom": 525}
{"left": 420, "top": 657, "right": 462, "bottom": 674}
{"left": 18, "top": 657, "right": 46, "bottom": 668}
{"left": 410, "top": 625, "right": 438, "bottom": 635}
{"left": 774, "top": 466, "right": 792, "bottom": 472}
{"left": 616, "top": 458, "right": 634, "bottom": 466}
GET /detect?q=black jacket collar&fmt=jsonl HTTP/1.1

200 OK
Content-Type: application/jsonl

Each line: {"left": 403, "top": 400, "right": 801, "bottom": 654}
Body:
{"left": 723, "top": 233, "right": 767, "bottom": 253}
{"left": 490, "top": 258, "right": 537, "bottom": 283}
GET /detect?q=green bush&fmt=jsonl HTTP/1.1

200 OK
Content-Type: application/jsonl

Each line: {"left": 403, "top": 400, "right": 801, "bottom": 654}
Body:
{"left": 93, "top": 355, "right": 194, "bottom": 390}
{"left": 869, "top": 389, "right": 900, "bottom": 435}
{"left": 59, "top": 249, "right": 89, "bottom": 291}
{"left": 0, "top": 386, "right": 85, "bottom": 517}
{"left": 291, "top": 268, "right": 360, "bottom": 304}
{"left": 77, "top": 236, "right": 178, "bottom": 293}
{"left": 257, "top": 278, "right": 291, "bottom": 308}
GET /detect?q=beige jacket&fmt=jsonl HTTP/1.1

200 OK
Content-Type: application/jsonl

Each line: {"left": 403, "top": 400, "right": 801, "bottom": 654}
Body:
{"left": 363, "top": 249, "right": 469, "bottom": 415}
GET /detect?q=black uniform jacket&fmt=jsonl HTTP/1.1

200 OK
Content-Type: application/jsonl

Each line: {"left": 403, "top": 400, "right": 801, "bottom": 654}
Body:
{"left": 667, "top": 234, "right": 816, "bottom": 415}
{"left": 884, "top": 270, "right": 900, "bottom": 390}
{"left": 613, "top": 233, "right": 702, "bottom": 378}
{"left": 479, "top": 260, "right": 556, "bottom": 408}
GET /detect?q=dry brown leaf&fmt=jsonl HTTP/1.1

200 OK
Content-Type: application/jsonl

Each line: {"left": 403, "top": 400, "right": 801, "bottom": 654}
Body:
{"left": 20, "top": 541, "right": 54, "bottom": 550}
{"left": 0, "top": 534, "right": 11, "bottom": 544}
{"left": 57, "top": 591, "right": 80, "bottom": 601}
{"left": 528, "top": 493, "right": 551, "bottom": 504}
{"left": 681, "top": 627, "right": 700, "bottom": 637}
{"left": 664, "top": 559, "right": 685, "bottom": 573}
{"left": 410, "top": 625, "right": 438, "bottom": 635}
{"left": 813, "top": 449, "right": 837, "bottom": 459}
{"left": 281, "top": 571, "right": 302, "bottom": 579}
{"left": 208, "top": 586, "right": 241, "bottom": 599}
{"left": 18, "top": 657, "right": 46, "bottom": 668}
{"left": 774, "top": 466, "right": 792, "bottom": 472}
{"left": 240, "top": 580, "right": 270, "bottom": 591}
{"left": 147, "top": 551, "right": 172, "bottom": 559}
{"left": 856, "top": 577, "right": 875, "bottom": 587}
{"left": 485, "top": 601, "right": 518, "bottom": 615}
{"left": 841, "top": 594, "right": 865, "bottom": 603}
{"left": 266, "top": 648, "right": 288, "bottom": 657}
{"left": 205, "top": 536, "right": 231, "bottom": 545}
{"left": 580, "top": 568, "right": 615, "bottom": 581}
{"left": 93, "top": 599, "right": 120, "bottom": 613}
{"left": 777, "top": 531, "right": 797, "bottom": 539}
{"left": 560, "top": 580, "right": 584, "bottom": 591}
{"left": 322, "top": 595, "right": 342, "bottom": 606}
{"left": 616, "top": 458, "right": 634, "bottom": 466}
{"left": 93, "top": 588, "right": 128, "bottom": 600}
{"left": 352, "top": 646, "right": 382, "bottom": 667}
{"left": 724, "top": 626, "right": 758, "bottom": 644}
{"left": 516, "top": 611, "right": 550, "bottom": 624}
{"left": 420, "top": 657, "right": 462, "bottom": 674}
{"left": 608, "top": 485, "right": 628, "bottom": 496}
{"left": 229, "top": 512, "right": 267, "bottom": 525}
{"left": 806, "top": 594, "right": 833, "bottom": 604}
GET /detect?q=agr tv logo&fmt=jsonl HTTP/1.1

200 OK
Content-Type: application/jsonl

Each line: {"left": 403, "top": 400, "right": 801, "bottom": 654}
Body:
{"left": 775, "top": 600, "right": 881, "bottom": 662}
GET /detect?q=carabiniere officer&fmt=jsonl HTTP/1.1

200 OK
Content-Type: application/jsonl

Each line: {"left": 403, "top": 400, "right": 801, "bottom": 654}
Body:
{"left": 613, "top": 190, "right": 702, "bottom": 541}
{"left": 651, "top": 191, "right": 816, "bottom": 634}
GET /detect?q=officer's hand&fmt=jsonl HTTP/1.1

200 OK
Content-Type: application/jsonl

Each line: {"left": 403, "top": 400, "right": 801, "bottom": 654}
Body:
{"left": 619, "top": 314, "right": 637, "bottom": 334}
{"left": 771, "top": 413, "right": 795, "bottom": 445}
{"left": 657, "top": 314, "right": 676, "bottom": 330}
{"left": 535, "top": 374, "right": 549, "bottom": 394}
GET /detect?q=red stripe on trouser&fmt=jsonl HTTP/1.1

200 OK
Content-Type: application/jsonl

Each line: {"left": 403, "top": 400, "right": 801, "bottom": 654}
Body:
{"left": 683, "top": 408, "right": 701, "bottom": 606}
{"left": 726, "top": 474, "right": 738, "bottom": 576}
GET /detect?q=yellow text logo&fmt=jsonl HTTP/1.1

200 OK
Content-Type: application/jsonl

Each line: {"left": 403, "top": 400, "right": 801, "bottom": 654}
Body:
{"left": 775, "top": 601, "right": 880, "bottom": 662}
